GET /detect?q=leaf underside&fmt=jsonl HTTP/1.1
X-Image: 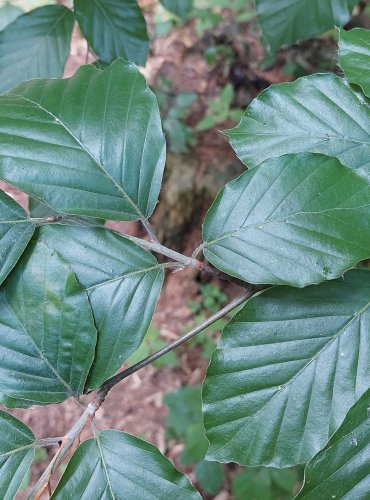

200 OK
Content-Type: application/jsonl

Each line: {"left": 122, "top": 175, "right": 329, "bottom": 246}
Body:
{"left": 0, "top": 411, "right": 35, "bottom": 500}
{"left": 203, "top": 269, "right": 370, "bottom": 467}
{"left": 52, "top": 430, "right": 201, "bottom": 499}
{"left": 0, "top": 241, "right": 97, "bottom": 408}
{"left": 0, "top": 5, "right": 74, "bottom": 94}
{"left": 225, "top": 74, "right": 370, "bottom": 174}
{"left": 37, "top": 224, "right": 164, "bottom": 389}
{"left": 0, "top": 59, "right": 166, "bottom": 221}
{"left": 202, "top": 153, "right": 370, "bottom": 287}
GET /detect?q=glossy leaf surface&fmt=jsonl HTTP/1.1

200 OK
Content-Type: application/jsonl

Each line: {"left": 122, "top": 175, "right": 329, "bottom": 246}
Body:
{"left": 296, "top": 388, "right": 370, "bottom": 499}
{"left": 0, "top": 190, "right": 34, "bottom": 286}
{"left": 339, "top": 28, "right": 370, "bottom": 98}
{"left": 160, "top": 0, "right": 193, "bottom": 18}
{"left": 0, "top": 5, "right": 74, "bottom": 94}
{"left": 0, "top": 411, "right": 35, "bottom": 500}
{"left": 37, "top": 224, "right": 164, "bottom": 389}
{"left": 74, "top": 0, "right": 149, "bottom": 66}
{"left": 0, "top": 59, "right": 166, "bottom": 221}
{"left": 225, "top": 74, "right": 370, "bottom": 173}
{"left": 203, "top": 269, "right": 370, "bottom": 467}
{"left": 255, "top": 0, "right": 357, "bottom": 51}
{"left": 202, "top": 154, "right": 370, "bottom": 287}
{"left": 52, "top": 430, "right": 201, "bottom": 499}
{"left": 0, "top": 242, "right": 97, "bottom": 407}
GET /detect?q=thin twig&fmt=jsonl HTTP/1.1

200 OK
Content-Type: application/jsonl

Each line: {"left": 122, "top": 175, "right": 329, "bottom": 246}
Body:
{"left": 115, "top": 233, "right": 202, "bottom": 268}
{"left": 30, "top": 288, "right": 267, "bottom": 496}
{"left": 37, "top": 216, "right": 253, "bottom": 288}
{"left": 140, "top": 217, "right": 160, "bottom": 244}
{"left": 33, "top": 215, "right": 250, "bottom": 288}
{"left": 31, "top": 215, "right": 65, "bottom": 225}
{"left": 93, "top": 290, "right": 260, "bottom": 404}
{"left": 28, "top": 403, "right": 98, "bottom": 500}
{"left": 36, "top": 437, "right": 64, "bottom": 448}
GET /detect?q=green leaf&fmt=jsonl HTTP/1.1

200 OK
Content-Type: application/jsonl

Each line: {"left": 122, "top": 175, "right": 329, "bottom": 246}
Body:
{"left": 0, "top": 241, "right": 97, "bottom": 407}
{"left": 37, "top": 224, "right": 164, "bottom": 389}
{"left": 220, "top": 83, "right": 234, "bottom": 107}
{"left": 339, "top": 28, "right": 370, "bottom": 98}
{"left": 74, "top": 0, "right": 149, "bottom": 66}
{"left": 0, "top": 411, "right": 35, "bottom": 500}
{"left": 232, "top": 469, "right": 273, "bottom": 500}
{"left": 0, "top": 3, "right": 22, "bottom": 31}
{"left": 196, "top": 115, "right": 217, "bottom": 131}
{"left": 0, "top": 190, "right": 34, "bottom": 285}
{"left": 52, "top": 430, "right": 201, "bottom": 499}
{"left": 203, "top": 269, "right": 370, "bottom": 467}
{"left": 296, "top": 388, "right": 370, "bottom": 499}
{"left": 271, "top": 469, "right": 298, "bottom": 493}
{"left": 255, "top": 0, "right": 357, "bottom": 52}
{"left": 181, "top": 423, "right": 208, "bottom": 465}
{"left": 0, "top": 5, "right": 74, "bottom": 94}
{"left": 128, "top": 326, "right": 179, "bottom": 369}
{"left": 164, "top": 386, "right": 208, "bottom": 465}
{"left": 0, "top": 59, "right": 166, "bottom": 221}
{"left": 160, "top": 0, "right": 193, "bottom": 19}
{"left": 29, "top": 198, "right": 105, "bottom": 225}
{"left": 201, "top": 153, "right": 370, "bottom": 287}
{"left": 28, "top": 198, "right": 60, "bottom": 219}
{"left": 195, "top": 460, "right": 224, "bottom": 495}
{"left": 225, "top": 74, "right": 370, "bottom": 173}
{"left": 232, "top": 467, "right": 299, "bottom": 500}
{"left": 165, "top": 386, "right": 203, "bottom": 439}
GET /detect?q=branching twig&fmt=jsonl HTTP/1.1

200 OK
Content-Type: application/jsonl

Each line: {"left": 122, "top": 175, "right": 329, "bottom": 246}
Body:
{"left": 28, "top": 403, "right": 97, "bottom": 500}
{"left": 140, "top": 217, "right": 160, "bottom": 244}
{"left": 93, "top": 289, "right": 262, "bottom": 404}
{"left": 36, "top": 437, "right": 64, "bottom": 448}
{"left": 30, "top": 286, "right": 267, "bottom": 497}
{"left": 37, "top": 216, "right": 254, "bottom": 289}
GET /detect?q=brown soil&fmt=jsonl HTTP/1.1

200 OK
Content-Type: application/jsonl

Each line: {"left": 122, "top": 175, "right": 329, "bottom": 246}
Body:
{"left": 2, "top": 1, "right": 363, "bottom": 498}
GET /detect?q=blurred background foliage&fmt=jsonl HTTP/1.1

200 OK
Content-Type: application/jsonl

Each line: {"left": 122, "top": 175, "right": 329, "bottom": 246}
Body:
{"left": 1, "top": 0, "right": 369, "bottom": 497}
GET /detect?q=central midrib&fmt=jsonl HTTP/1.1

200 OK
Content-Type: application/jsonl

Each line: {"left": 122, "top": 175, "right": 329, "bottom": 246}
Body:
{"left": 3, "top": 293, "right": 73, "bottom": 397}
{"left": 209, "top": 297, "right": 370, "bottom": 455}
{"left": 203, "top": 203, "right": 370, "bottom": 248}
{"left": 11, "top": 93, "right": 147, "bottom": 222}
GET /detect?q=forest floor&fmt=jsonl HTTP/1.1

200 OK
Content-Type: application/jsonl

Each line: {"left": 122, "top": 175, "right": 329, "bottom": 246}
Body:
{"left": 2, "top": 0, "right": 367, "bottom": 497}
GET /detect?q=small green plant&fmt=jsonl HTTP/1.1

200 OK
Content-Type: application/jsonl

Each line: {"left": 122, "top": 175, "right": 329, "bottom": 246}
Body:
{"left": 196, "top": 83, "right": 243, "bottom": 131}
{"left": 164, "top": 386, "right": 225, "bottom": 496}
{"left": 153, "top": 4, "right": 182, "bottom": 38}
{"left": 204, "top": 43, "right": 235, "bottom": 67}
{"left": 155, "top": 79, "right": 197, "bottom": 153}
{"left": 165, "top": 385, "right": 300, "bottom": 498}
{"left": 232, "top": 468, "right": 300, "bottom": 500}
{"left": 127, "top": 325, "right": 179, "bottom": 368}
{"left": 194, "top": 0, "right": 254, "bottom": 36}
{"left": 190, "top": 283, "right": 228, "bottom": 314}
{"left": 0, "top": 3, "right": 369, "bottom": 499}
{"left": 187, "top": 283, "right": 228, "bottom": 357}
